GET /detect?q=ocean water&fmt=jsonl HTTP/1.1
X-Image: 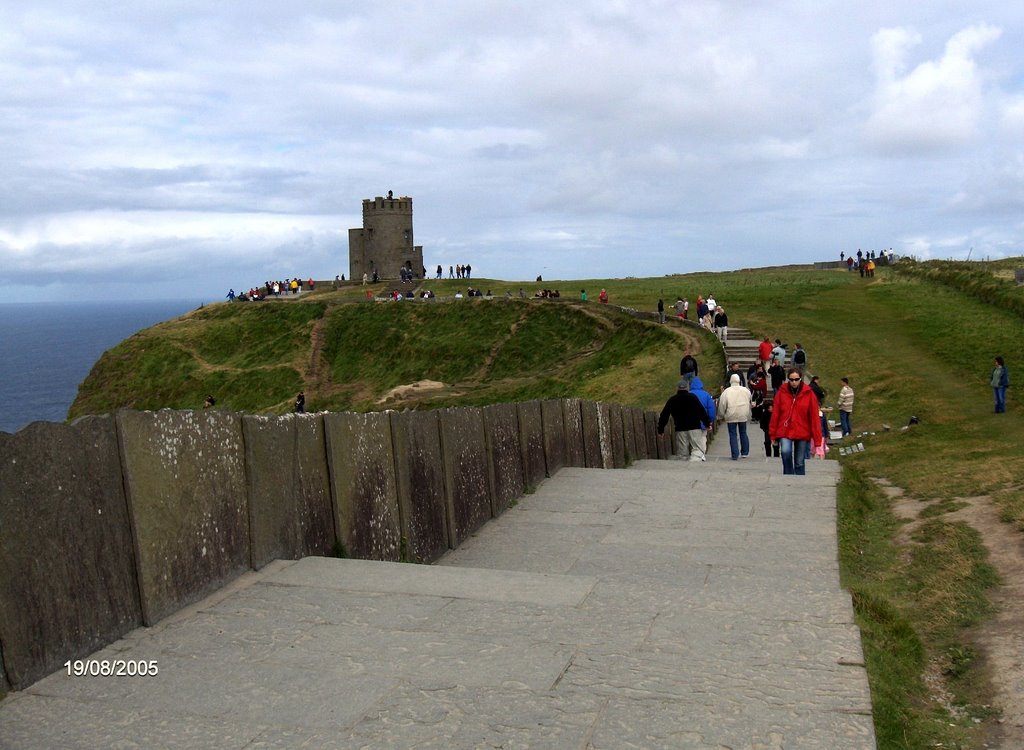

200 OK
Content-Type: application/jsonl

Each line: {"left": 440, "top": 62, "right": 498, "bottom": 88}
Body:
{"left": 0, "top": 300, "right": 206, "bottom": 434}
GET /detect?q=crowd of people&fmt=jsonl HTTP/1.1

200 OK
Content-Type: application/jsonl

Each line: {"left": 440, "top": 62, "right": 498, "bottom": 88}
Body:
{"left": 660, "top": 332, "right": 860, "bottom": 475}
{"left": 226, "top": 278, "right": 317, "bottom": 302}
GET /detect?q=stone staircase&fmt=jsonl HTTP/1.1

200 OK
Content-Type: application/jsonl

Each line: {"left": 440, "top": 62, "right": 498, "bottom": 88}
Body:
{"left": 722, "top": 325, "right": 761, "bottom": 371}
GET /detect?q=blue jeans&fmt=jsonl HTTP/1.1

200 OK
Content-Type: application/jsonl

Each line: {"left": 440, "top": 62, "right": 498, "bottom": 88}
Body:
{"left": 839, "top": 410, "right": 852, "bottom": 436}
{"left": 727, "top": 421, "right": 749, "bottom": 459}
{"left": 779, "top": 438, "right": 808, "bottom": 475}
{"left": 994, "top": 387, "right": 1007, "bottom": 413}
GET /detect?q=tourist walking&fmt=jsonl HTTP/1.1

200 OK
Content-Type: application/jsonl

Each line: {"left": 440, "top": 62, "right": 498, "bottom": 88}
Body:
{"left": 769, "top": 369, "right": 822, "bottom": 475}
{"left": 792, "top": 344, "right": 807, "bottom": 374}
{"left": 688, "top": 377, "right": 717, "bottom": 435}
{"left": 657, "top": 299, "right": 665, "bottom": 324}
{"left": 657, "top": 379, "right": 711, "bottom": 462}
{"left": 713, "top": 307, "right": 729, "bottom": 343}
{"left": 679, "top": 352, "right": 699, "bottom": 383}
{"left": 718, "top": 373, "right": 752, "bottom": 460}
{"left": 758, "top": 337, "right": 773, "bottom": 370}
{"left": 991, "top": 357, "right": 1009, "bottom": 413}
{"left": 837, "top": 377, "right": 854, "bottom": 436}
{"left": 294, "top": 391, "right": 306, "bottom": 414}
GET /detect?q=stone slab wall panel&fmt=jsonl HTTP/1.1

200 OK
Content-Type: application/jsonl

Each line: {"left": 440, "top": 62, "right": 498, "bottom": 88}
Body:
{"left": 631, "top": 408, "right": 649, "bottom": 460}
{"left": 390, "top": 411, "right": 448, "bottom": 563}
{"left": 580, "top": 401, "right": 606, "bottom": 469}
{"left": 562, "top": 399, "right": 586, "bottom": 467}
{"left": 0, "top": 417, "right": 143, "bottom": 689}
{"left": 439, "top": 408, "right": 492, "bottom": 548}
{"left": 643, "top": 411, "right": 661, "bottom": 459}
{"left": 482, "top": 404, "right": 524, "bottom": 517}
{"left": 608, "top": 404, "right": 627, "bottom": 469}
{"left": 517, "top": 400, "right": 547, "bottom": 488}
{"left": 117, "top": 409, "right": 249, "bottom": 626}
{"left": 540, "top": 399, "right": 567, "bottom": 477}
{"left": 619, "top": 406, "right": 636, "bottom": 462}
{"left": 243, "top": 414, "right": 335, "bottom": 570}
{"left": 324, "top": 412, "right": 401, "bottom": 562}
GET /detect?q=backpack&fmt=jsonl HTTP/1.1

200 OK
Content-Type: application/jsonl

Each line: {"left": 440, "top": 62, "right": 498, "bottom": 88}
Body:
{"left": 793, "top": 348, "right": 806, "bottom": 365}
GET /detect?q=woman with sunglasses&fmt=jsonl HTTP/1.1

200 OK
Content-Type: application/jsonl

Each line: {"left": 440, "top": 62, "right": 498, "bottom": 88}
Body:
{"left": 768, "top": 370, "right": 823, "bottom": 475}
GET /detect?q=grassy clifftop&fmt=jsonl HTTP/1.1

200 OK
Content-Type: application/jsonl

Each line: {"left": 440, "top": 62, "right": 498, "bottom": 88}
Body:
{"left": 69, "top": 295, "right": 716, "bottom": 419}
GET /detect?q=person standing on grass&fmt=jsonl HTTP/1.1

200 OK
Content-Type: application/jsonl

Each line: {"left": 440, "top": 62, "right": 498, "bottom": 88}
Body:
{"left": 992, "top": 357, "right": 1009, "bottom": 413}
{"left": 657, "top": 299, "right": 665, "bottom": 324}
{"left": 837, "top": 377, "right": 854, "bottom": 436}
{"left": 658, "top": 379, "right": 711, "bottom": 462}
{"left": 769, "top": 369, "right": 822, "bottom": 475}
{"left": 718, "top": 373, "right": 752, "bottom": 460}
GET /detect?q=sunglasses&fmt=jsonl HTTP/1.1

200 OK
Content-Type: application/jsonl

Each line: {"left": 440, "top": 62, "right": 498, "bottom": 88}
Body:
{"left": 787, "top": 378, "right": 802, "bottom": 382}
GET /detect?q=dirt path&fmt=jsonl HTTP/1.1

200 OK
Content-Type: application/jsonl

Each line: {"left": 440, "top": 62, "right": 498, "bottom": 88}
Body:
{"left": 874, "top": 478, "right": 1024, "bottom": 745}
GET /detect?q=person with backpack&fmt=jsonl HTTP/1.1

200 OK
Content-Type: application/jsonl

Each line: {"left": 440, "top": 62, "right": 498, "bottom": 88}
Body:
{"left": 792, "top": 344, "right": 807, "bottom": 375}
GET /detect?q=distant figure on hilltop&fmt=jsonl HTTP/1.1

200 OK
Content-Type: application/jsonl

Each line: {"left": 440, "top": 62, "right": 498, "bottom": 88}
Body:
{"left": 294, "top": 391, "right": 305, "bottom": 414}
{"left": 598, "top": 289, "right": 608, "bottom": 304}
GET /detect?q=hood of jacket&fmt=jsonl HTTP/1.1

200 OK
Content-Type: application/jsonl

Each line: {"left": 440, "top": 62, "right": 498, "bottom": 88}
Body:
{"left": 690, "top": 376, "right": 706, "bottom": 391}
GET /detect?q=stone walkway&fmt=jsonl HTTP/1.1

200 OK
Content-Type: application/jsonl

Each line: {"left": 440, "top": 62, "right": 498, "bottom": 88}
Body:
{"left": 0, "top": 426, "right": 874, "bottom": 749}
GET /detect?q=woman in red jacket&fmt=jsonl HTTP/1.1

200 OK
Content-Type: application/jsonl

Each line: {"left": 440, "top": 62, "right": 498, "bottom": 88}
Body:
{"left": 768, "top": 370, "right": 823, "bottom": 475}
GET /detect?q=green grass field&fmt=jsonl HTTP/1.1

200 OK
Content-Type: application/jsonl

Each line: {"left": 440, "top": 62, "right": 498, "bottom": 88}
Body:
{"left": 69, "top": 257, "right": 1024, "bottom": 749}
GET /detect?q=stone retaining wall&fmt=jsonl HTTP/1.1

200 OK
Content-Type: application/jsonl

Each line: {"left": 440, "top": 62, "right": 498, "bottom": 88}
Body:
{"left": 0, "top": 399, "right": 668, "bottom": 691}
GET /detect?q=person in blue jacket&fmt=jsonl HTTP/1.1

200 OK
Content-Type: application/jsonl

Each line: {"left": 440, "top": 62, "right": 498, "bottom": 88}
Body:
{"left": 689, "top": 376, "right": 717, "bottom": 432}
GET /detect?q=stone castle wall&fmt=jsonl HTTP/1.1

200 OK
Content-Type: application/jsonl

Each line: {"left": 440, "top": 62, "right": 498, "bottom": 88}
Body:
{"left": 0, "top": 400, "right": 673, "bottom": 691}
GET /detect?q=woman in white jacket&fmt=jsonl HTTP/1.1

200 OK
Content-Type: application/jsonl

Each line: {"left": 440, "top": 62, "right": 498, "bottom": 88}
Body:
{"left": 718, "top": 374, "right": 753, "bottom": 460}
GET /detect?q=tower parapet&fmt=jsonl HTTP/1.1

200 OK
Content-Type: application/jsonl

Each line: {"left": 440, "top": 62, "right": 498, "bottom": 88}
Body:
{"left": 348, "top": 193, "right": 424, "bottom": 281}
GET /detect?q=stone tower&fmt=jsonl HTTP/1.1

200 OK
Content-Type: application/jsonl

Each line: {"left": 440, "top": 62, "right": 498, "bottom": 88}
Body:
{"left": 348, "top": 193, "right": 424, "bottom": 281}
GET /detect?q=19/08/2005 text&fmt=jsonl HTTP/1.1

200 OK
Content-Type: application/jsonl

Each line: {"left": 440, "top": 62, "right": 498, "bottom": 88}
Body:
{"left": 64, "top": 659, "right": 159, "bottom": 676}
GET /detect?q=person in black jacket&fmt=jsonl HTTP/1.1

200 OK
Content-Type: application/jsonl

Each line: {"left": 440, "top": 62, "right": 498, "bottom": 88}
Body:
{"left": 658, "top": 379, "right": 711, "bottom": 461}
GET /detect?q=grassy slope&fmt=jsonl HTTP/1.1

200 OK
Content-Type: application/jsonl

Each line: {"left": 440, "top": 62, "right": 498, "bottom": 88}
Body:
{"left": 70, "top": 297, "right": 723, "bottom": 419}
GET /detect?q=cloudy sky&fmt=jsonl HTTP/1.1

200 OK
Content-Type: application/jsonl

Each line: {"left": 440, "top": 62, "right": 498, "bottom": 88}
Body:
{"left": 2, "top": 1, "right": 1023, "bottom": 302}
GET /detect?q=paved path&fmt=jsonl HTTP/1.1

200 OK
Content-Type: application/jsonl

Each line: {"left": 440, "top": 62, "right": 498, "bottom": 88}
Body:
{"left": 0, "top": 431, "right": 874, "bottom": 749}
